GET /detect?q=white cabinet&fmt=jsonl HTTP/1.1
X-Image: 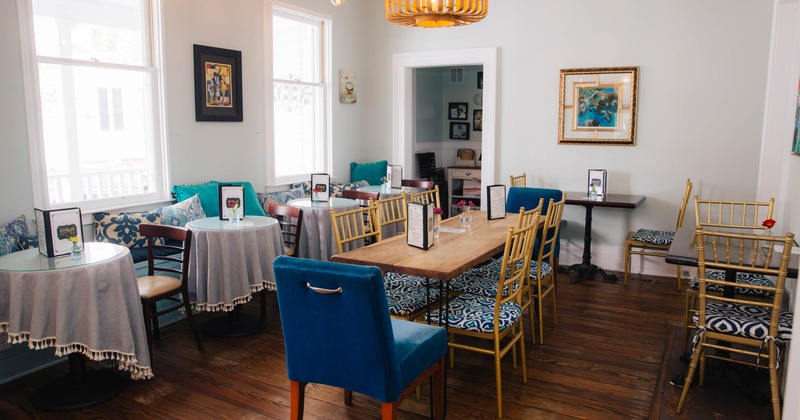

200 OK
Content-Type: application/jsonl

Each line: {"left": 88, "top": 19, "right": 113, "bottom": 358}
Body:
{"left": 447, "top": 167, "right": 481, "bottom": 216}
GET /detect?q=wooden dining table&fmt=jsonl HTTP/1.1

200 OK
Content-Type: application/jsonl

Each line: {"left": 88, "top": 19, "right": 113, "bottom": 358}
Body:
{"left": 331, "top": 210, "right": 520, "bottom": 283}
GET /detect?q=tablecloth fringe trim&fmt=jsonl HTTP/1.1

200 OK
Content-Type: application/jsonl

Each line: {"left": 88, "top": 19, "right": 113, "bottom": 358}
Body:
{"left": 5, "top": 331, "right": 153, "bottom": 380}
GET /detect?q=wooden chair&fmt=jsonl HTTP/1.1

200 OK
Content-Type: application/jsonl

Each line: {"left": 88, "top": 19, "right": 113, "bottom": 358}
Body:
{"left": 684, "top": 195, "right": 777, "bottom": 350}
{"left": 330, "top": 206, "right": 382, "bottom": 254}
{"left": 266, "top": 203, "right": 304, "bottom": 257}
{"left": 137, "top": 224, "right": 203, "bottom": 364}
{"left": 509, "top": 173, "right": 526, "bottom": 187}
{"left": 371, "top": 194, "right": 408, "bottom": 239}
{"left": 624, "top": 178, "right": 692, "bottom": 289}
{"left": 401, "top": 179, "right": 434, "bottom": 189}
{"left": 273, "top": 256, "right": 447, "bottom": 420}
{"left": 407, "top": 185, "right": 441, "bottom": 209}
{"left": 676, "top": 228, "right": 795, "bottom": 420}
{"left": 342, "top": 189, "right": 380, "bottom": 206}
{"left": 429, "top": 216, "right": 540, "bottom": 419}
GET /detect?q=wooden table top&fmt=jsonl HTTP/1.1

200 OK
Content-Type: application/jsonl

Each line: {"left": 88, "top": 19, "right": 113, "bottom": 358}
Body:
{"left": 564, "top": 192, "right": 646, "bottom": 209}
{"left": 331, "top": 211, "right": 520, "bottom": 281}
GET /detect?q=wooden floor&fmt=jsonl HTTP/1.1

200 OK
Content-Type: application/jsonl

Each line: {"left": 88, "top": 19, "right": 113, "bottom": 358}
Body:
{"left": 0, "top": 270, "right": 774, "bottom": 419}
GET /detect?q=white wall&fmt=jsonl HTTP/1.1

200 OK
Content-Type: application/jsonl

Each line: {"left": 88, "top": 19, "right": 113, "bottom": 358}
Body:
{"left": 362, "top": 0, "right": 774, "bottom": 274}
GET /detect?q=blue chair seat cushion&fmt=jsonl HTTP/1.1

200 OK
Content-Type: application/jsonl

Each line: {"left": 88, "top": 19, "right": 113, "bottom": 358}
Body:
{"left": 631, "top": 228, "right": 675, "bottom": 245}
{"left": 390, "top": 318, "right": 448, "bottom": 392}
{"left": 385, "top": 283, "right": 441, "bottom": 317}
{"left": 426, "top": 294, "right": 522, "bottom": 334}
{"left": 689, "top": 270, "right": 775, "bottom": 298}
{"left": 693, "top": 302, "right": 792, "bottom": 341}
{"left": 384, "top": 272, "right": 442, "bottom": 289}
{"left": 449, "top": 263, "right": 520, "bottom": 298}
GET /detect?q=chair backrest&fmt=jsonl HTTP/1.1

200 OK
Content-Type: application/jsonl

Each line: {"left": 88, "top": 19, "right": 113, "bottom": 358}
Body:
{"left": 330, "top": 206, "right": 382, "bottom": 254}
{"left": 675, "top": 178, "right": 693, "bottom": 229}
{"left": 341, "top": 189, "right": 380, "bottom": 207}
{"left": 506, "top": 187, "right": 565, "bottom": 258}
{"left": 494, "top": 215, "right": 540, "bottom": 315}
{"left": 509, "top": 173, "right": 527, "bottom": 187}
{"left": 694, "top": 196, "right": 775, "bottom": 231}
{"left": 695, "top": 227, "right": 795, "bottom": 338}
{"left": 407, "top": 185, "right": 441, "bottom": 209}
{"left": 535, "top": 194, "right": 567, "bottom": 266}
{"left": 272, "top": 256, "right": 406, "bottom": 402}
{"left": 401, "top": 179, "right": 434, "bottom": 189}
{"left": 372, "top": 194, "right": 408, "bottom": 238}
{"left": 266, "top": 203, "right": 304, "bottom": 256}
{"left": 140, "top": 224, "right": 192, "bottom": 282}
{"left": 516, "top": 198, "right": 543, "bottom": 229}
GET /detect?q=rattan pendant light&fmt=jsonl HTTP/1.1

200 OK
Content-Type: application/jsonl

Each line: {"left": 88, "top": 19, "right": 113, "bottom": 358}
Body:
{"left": 385, "top": 0, "right": 487, "bottom": 28}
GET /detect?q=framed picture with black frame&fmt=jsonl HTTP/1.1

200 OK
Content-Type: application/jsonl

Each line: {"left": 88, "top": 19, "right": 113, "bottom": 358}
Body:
{"left": 486, "top": 185, "right": 507, "bottom": 220}
{"left": 587, "top": 169, "right": 607, "bottom": 197}
{"left": 218, "top": 184, "right": 245, "bottom": 220}
{"left": 450, "top": 122, "right": 470, "bottom": 140}
{"left": 193, "top": 44, "right": 243, "bottom": 122}
{"left": 448, "top": 102, "right": 468, "bottom": 120}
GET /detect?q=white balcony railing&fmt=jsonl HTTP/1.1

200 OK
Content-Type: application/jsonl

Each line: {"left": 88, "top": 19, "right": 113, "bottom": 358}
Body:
{"left": 47, "top": 168, "right": 150, "bottom": 204}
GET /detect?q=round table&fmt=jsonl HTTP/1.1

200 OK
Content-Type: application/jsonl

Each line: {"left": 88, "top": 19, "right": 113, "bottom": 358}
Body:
{"left": 185, "top": 216, "right": 284, "bottom": 337}
{"left": 0, "top": 242, "right": 151, "bottom": 411}
{"left": 286, "top": 197, "right": 361, "bottom": 260}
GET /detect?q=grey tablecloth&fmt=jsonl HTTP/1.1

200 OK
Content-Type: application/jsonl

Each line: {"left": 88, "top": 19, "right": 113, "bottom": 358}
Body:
{"left": 187, "top": 217, "right": 285, "bottom": 312}
{"left": 0, "top": 244, "right": 152, "bottom": 380}
{"left": 287, "top": 198, "right": 363, "bottom": 261}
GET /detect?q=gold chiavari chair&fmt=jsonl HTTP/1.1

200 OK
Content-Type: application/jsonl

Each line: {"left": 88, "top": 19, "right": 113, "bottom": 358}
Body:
{"left": 509, "top": 173, "right": 526, "bottom": 187}
{"left": 407, "top": 185, "right": 441, "bottom": 209}
{"left": 329, "top": 206, "right": 381, "bottom": 255}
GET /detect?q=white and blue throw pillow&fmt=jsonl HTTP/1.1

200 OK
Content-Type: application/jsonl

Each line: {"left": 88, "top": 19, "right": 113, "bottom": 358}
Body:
{"left": 157, "top": 194, "right": 206, "bottom": 227}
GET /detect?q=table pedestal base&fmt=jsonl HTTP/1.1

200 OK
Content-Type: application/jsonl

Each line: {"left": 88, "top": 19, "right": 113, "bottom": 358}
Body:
{"left": 567, "top": 263, "right": 618, "bottom": 283}
{"left": 31, "top": 354, "right": 125, "bottom": 412}
{"left": 201, "top": 307, "right": 265, "bottom": 338}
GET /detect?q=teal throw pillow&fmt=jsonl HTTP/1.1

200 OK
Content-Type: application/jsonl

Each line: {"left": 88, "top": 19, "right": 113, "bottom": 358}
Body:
{"left": 173, "top": 181, "right": 220, "bottom": 217}
{"left": 350, "top": 160, "right": 388, "bottom": 186}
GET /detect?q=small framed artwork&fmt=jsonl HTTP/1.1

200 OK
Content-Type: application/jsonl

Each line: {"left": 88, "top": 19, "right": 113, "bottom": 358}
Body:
{"left": 558, "top": 67, "right": 639, "bottom": 145}
{"left": 339, "top": 69, "right": 356, "bottom": 104}
{"left": 450, "top": 122, "right": 470, "bottom": 140}
{"left": 311, "top": 173, "right": 331, "bottom": 202}
{"left": 473, "top": 109, "right": 483, "bottom": 132}
{"left": 587, "top": 169, "right": 607, "bottom": 197}
{"left": 218, "top": 184, "right": 245, "bottom": 220}
{"left": 477, "top": 71, "right": 483, "bottom": 89}
{"left": 193, "top": 44, "right": 243, "bottom": 122}
{"left": 34, "top": 207, "right": 83, "bottom": 258}
{"left": 448, "top": 102, "right": 468, "bottom": 120}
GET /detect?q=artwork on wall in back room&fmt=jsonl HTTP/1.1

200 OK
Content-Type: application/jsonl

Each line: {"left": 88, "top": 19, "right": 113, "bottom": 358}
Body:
{"left": 449, "top": 102, "right": 468, "bottom": 120}
{"left": 450, "top": 122, "right": 470, "bottom": 140}
{"left": 193, "top": 44, "right": 243, "bottom": 122}
{"left": 793, "top": 78, "right": 800, "bottom": 156}
{"left": 339, "top": 69, "right": 356, "bottom": 103}
{"left": 558, "top": 67, "right": 639, "bottom": 145}
{"left": 473, "top": 110, "right": 482, "bottom": 131}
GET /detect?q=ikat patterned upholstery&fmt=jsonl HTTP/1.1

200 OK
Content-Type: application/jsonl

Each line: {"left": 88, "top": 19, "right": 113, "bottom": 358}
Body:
{"left": 0, "top": 215, "right": 36, "bottom": 256}
{"left": 93, "top": 211, "right": 163, "bottom": 248}
{"left": 692, "top": 302, "right": 793, "bottom": 342}
{"left": 156, "top": 194, "right": 206, "bottom": 227}
{"left": 425, "top": 294, "right": 522, "bottom": 334}
{"left": 383, "top": 272, "right": 442, "bottom": 317}
{"left": 289, "top": 180, "right": 369, "bottom": 199}
{"left": 631, "top": 228, "right": 675, "bottom": 245}
{"left": 688, "top": 270, "right": 775, "bottom": 298}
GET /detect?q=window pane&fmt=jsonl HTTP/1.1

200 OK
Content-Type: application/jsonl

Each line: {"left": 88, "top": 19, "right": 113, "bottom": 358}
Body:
{"left": 33, "top": 0, "right": 147, "bottom": 66}
{"left": 273, "top": 82, "right": 324, "bottom": 178}
{"left": 273, "top": 14, "right": 320, "bottom": 83}
{"left": 38, "top": 63, "right": 154, "bottom": 204}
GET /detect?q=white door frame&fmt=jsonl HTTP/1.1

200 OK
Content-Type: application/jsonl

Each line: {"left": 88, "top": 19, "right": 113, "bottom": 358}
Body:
{"left": 392, "top": 47, "right": 498, "bottom": 210}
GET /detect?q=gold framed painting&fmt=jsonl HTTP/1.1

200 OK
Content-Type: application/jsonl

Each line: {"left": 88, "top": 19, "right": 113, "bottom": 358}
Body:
{"left": 558, "top": 67, "right": 639, "bottom": 145}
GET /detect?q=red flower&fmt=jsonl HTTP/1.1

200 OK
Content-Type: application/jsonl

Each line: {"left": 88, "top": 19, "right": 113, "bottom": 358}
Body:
{"left": 762, "top": 219, "right": 776, "bottom": 228}
{"left": 433, "top": 207, "right": 444, "bottom": 216}
{"left": 313, "top": 188, "right": 319, "bottom": 193}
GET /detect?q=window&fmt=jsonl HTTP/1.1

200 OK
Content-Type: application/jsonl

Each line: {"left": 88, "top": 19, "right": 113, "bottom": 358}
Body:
{"left": 271, "top": 6, "right": 331, "bottom": 185}
{"left": 21, "top": 0, "right": 167, "bottom": 211}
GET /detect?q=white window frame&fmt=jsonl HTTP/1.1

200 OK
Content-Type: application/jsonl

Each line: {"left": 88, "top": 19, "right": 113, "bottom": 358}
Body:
{"left": 267, "top": 3, "right": 332, "bottom": 186}
{"left": 17, "top": 0, "right": 170, "bottom": 213}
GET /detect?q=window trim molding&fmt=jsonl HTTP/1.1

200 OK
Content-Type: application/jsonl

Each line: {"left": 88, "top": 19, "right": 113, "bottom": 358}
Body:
{"left": 16, "top": 0, "right": 170, "bottom": 212}
{"left": 266, "top": 2, "right": 332, "bottom": 187}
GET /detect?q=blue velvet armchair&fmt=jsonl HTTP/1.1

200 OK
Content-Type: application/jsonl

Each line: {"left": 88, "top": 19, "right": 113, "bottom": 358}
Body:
{"left": 272, "top": 256, "right": 447, "bottom": 419}
{"left": 506, "top": 187, "right": 565, "bottom": 262}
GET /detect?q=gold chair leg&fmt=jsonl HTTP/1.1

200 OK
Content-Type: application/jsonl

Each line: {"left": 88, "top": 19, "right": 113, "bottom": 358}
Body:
{"left": 676, "top": 339, "right": 703, "bottom": 414}
{"left": 537, "top": 293, "right": 545, "bottom": 345}
{"left": 494, "top": 339, "right": 503, "bottom": 419}
{"left": 623, "top": 242, "right": 632, "bottom": 287}
{"left": 675, "top": 264, "right": 682, "bottom": 292}
{"left": 769, "top": 343, "right": 782, "bottom": 420}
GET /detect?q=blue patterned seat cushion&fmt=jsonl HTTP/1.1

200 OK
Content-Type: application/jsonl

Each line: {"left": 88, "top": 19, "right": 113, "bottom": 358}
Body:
{"left": 631, "top": 228, "right": 675, "bottom": 245}
{"left": 156, "top": 194, "right": 206, "bottom": 227}
{"left": 689, "top": 270, "right": 775, "bottom": 298}
{"left": 383, "top": 272, "right": 441, "bottom": 317}
{"left": 449, "top": 263, "right": 520, "bottom": 298}
{"left": 693, "top": 302, "right": 793, "bottom": 341}
{"left": 425, "top": 294, "right": 522, "bottom": 334}
{"left": 0, "top": 215, "right": 33, "bottom": 256}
